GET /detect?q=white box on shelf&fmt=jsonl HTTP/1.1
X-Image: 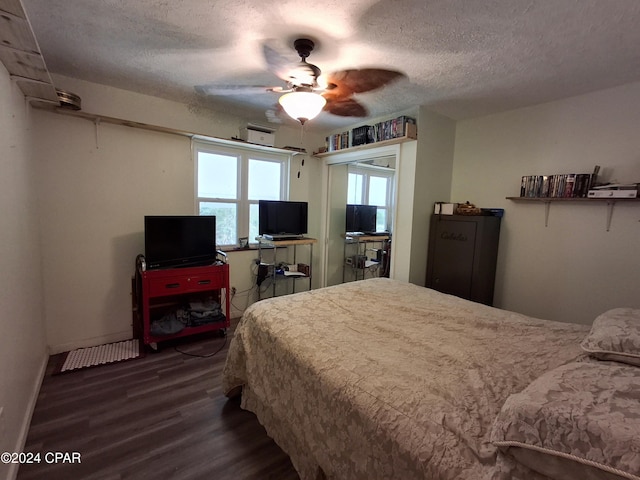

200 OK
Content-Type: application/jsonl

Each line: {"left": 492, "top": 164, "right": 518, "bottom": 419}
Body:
{"left": 434, "top": 202, "right": 457, "bottom": 214}
{"left": 587, "top": 189, "right": 637, "bottom": 198}
{"left": 240, "top": 126, "right": 275, "bottom": 146}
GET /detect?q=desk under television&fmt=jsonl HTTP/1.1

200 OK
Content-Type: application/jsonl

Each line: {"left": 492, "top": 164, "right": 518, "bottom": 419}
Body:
{"left": 256, "top": 236, "right": 316, "bottom": 300}
{"left": 342, "top": 232, "right": 390, "bottom": 283}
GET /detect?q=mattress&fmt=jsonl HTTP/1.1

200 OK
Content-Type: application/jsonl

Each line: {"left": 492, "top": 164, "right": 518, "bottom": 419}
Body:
{"left": 222, "top": 278, "right": 590, "bottom": 479}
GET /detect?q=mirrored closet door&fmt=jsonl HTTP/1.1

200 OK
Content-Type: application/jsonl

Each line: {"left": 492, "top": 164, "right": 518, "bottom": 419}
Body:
{"left": 325, "top": 153, "right": 396, "bottom": 287}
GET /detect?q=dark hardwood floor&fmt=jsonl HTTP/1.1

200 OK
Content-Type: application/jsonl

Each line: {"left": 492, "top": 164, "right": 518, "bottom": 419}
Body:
{"left": 18, "top": 326, "right": 300, "bottom": 480}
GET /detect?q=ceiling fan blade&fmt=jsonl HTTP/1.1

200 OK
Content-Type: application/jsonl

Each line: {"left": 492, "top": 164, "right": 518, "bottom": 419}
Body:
{"left": 325, "top": 69, "right": 405, "bottom": 96}
{"left": 265, "top": 104, "right": 285, "bottom": 124}
{"left": 323, "top": 96, "right": 368, "bottom": 117}
{"left": 262, "top": 42, "right": 296, "bottom": 82}
{"left": 195, "top": 84, "right": 275, "bottom": 96}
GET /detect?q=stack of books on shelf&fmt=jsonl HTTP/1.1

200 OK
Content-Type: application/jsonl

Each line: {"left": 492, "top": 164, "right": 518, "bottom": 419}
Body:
{"left": 357, "top": 115, "right": 417, "bottom": 145}
{"left": 351, "top": 125, "right": 371, "bottom": 147}
{"left": 520, "top": 173, "right": 596, "bottom": 198}
{"left": 323, "top": 115, "right": 417, "bottom": 152}
{"left": 326, "top": 131, "right": 350, "bottom": 152}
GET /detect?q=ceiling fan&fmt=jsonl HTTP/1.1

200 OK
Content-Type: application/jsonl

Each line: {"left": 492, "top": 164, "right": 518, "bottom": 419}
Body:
{"left": 196, "top": 38, "right": 406, "bottom": 124}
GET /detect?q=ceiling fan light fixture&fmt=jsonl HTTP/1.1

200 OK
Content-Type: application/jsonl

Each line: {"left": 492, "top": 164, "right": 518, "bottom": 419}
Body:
{"left": 278, "top": 90, "right": 326, "bottom": 124}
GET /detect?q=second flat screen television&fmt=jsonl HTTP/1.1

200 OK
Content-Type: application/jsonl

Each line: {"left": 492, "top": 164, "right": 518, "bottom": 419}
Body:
{"left": 346, "top": 204, "right": 377, "bottom": 234}
{"left": 258, "top": 200, "right": 308, "bottom": 239}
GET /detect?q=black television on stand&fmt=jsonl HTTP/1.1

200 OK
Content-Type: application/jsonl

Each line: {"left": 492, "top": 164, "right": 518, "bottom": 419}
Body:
{"left": 345, "top": 204, "right": 377, "bottom": 234}
{"left": 258, "top": 200, "right": 308, "bottom": 240}
{"left": 144, "top": 215, "right": 217, "bottom": 270}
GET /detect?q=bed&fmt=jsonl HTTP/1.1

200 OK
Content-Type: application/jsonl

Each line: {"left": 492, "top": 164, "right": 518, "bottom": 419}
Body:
{"left": 222, "top": 278, "right": 640, "bottom": 480}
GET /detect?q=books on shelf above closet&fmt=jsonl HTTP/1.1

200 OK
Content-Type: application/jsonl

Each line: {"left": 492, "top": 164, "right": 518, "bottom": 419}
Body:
{"left": 314, "top": 115, "right": 417, "bottom": 157}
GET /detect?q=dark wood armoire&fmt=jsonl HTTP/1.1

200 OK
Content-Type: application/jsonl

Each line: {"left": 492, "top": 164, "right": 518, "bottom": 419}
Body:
{"left": 425, "top": 214, "right": 501, "bottom": 305}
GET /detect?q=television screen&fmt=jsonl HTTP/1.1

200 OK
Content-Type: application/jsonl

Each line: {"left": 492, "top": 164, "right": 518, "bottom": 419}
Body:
{"left": 258, "top": 200, "right": 308, "bottom": 238}
{"left": 144, "top": 215, "right": 217, "bottom": 270}
{"left": 345, "top": 204, "right": 377, "bottom": 234}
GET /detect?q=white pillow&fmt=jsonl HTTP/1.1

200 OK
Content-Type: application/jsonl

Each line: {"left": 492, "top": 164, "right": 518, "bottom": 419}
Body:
{"left": 581, "top": 308, "right": 640, "bottom": 367}
{"left": 491, "top": 359, "right": 640, "bottom": 480}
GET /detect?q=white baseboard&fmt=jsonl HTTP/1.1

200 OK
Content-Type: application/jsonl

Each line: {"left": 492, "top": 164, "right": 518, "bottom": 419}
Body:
{"left": 7, "top": 351, "right": 48, "bottom": 480}
{"left": 49, "top": 330, "right": 133, "bottom": 355}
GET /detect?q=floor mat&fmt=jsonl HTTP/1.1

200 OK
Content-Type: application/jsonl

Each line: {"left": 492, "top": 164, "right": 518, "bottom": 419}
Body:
{"left": 55, "top": 339, "right": 143, "bottom": 374}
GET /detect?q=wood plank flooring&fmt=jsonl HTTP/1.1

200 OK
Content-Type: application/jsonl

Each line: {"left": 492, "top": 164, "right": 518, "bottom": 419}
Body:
{"left": 18, "top": 327, "right": 300, "bottom": 480}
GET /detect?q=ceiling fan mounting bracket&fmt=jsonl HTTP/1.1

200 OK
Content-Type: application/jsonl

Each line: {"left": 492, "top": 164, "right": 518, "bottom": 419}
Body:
{"left": 294, "top": 38, "right": 315, "bottom": 60}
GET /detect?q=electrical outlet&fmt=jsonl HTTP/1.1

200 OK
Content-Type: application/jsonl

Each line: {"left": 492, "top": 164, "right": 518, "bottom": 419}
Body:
{"left": 231, "top": 286, "right": 237, "bottom": 296}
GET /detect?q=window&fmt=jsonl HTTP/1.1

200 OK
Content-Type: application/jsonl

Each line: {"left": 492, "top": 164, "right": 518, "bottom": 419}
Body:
{"left": 195, "top": 141, "right": 289, "bottom": 247}
{"left": 347, "top": 163, "right": 394, "bottom": 232}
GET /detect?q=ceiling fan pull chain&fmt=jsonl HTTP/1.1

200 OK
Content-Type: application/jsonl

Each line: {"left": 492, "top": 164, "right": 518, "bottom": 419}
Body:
{"left": 297, "top": 123, "right": 306, "bottom": 178}
{"left": 94, "top": 117, "right": 101, "bottom": 150}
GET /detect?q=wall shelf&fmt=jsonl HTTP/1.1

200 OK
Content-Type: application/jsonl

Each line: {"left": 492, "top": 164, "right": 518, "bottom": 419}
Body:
{"left": 314, "top": 131, "right": 417, "bottom": 158}
{"left": 506, "top": 196, "right": 640, "bottom": 231}
{"left": 30, "top": 103, "right": 304, "bottom": 155}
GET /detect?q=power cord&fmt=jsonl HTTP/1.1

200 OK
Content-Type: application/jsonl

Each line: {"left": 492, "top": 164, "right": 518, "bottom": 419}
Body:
{"left": 174, "top": 332, "right": 227, "bottom": 358}
{"left": 229, "top": 262, "right": 260, "bottom": 315}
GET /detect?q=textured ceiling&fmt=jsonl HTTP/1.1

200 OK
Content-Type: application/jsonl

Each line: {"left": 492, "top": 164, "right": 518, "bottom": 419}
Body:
{"left": 18, "top": 0, "right": 640, "bottom": 131}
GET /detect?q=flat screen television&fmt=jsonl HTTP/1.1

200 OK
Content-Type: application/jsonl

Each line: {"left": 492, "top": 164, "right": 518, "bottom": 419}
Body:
{"left": 258, "top": 200, "right": 308, "bottom": 239}
{"left": 345, "top": 204, "right": 377, "bottom": 234}
{"left": 144, "top": 215, "right": 217, "bottom": 270}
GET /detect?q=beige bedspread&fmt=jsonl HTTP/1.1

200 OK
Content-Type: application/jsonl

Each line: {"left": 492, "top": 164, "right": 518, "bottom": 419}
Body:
{"left": 222, "top": 278, "right": 590, "bottom": 480}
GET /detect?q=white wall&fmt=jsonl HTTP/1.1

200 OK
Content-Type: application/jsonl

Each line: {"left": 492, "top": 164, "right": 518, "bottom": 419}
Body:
{"left": 452, "top": 82, "right": 640, "bottom": 324}
{"left": 0, "top": 65, "right": 48, "bottom": 479}
{"left": 33, "top": 75, "right": 326, "bottom": 352}
{"left": 390, "top": 108, "right": 457, "bottom": 284}
{"left": 407, "top": 107, "right": 456, "bottom": 285}
{"left": 325, "top": 163, "right": 349, "bottom": 286}
{"left": 391, "top": 142, "right": 417, "bottom": 282}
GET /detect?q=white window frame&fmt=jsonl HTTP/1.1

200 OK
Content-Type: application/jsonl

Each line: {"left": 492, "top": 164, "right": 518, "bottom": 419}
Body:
{"left": 194, "top": 139, "right": 290, "bottom": 247}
